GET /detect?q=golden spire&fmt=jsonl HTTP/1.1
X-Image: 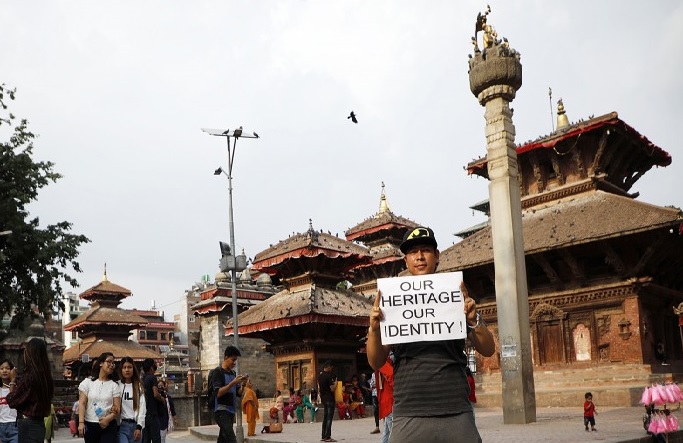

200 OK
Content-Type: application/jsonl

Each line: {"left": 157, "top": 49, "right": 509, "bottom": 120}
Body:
{"left": 377, "top": 181, "right": 391, "bottom": 215}
{"left": 102, "top": 262, "right": 109, "bottom": 282}
{"left": 557, "top": 98, "right": 569, "bottom": 129}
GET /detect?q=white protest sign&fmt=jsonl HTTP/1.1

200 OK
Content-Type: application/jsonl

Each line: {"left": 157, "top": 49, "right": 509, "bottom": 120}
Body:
{"left": 376, "top": 271, "right": 466, "bottom": 345}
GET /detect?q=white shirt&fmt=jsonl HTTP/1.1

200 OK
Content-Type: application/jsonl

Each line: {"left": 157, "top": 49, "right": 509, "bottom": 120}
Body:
{"left": 78, "top": 378, "right": 120, "bottom": 423}
{"left": 369, "top": 373, "right": 377, "bottom": 397}
{"left": 0, "top": 385, "right": 18, "bottom": 423}
{"left": 117, "top": 381, "right": 146, "bottom": 429}
{"left": 120, "top": 383, "right": 135, "bottom": 420}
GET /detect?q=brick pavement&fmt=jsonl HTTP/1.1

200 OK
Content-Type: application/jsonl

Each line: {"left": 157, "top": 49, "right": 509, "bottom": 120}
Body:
{"left": 176, "top": 406, "right": 683, "bottom": 443}
{"left": 51, "top": 407, "right": 682, "bottom": 442}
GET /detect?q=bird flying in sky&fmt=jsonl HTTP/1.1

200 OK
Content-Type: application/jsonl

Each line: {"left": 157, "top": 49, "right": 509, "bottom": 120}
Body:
{"left": 347, "top": 111, "right": 358, "bottom": 124}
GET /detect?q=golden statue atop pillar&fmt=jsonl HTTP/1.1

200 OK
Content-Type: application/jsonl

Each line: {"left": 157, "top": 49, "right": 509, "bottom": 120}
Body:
{"left": 468, "top": 5, "right": 522, "bottom": 104}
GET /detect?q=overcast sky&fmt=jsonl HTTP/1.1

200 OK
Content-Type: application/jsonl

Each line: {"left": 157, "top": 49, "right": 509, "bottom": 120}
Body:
{"left": 3, "top": 1, "right": 682, "bottom": 318}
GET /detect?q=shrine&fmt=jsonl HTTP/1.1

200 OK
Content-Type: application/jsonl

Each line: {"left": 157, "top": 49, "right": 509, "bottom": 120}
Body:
{"left": 230, "top": 221, "right": 374, "bottom": 392}
{"left": 62, "top": 268, "right": 161, "bottom": 378}
{"left": 439, "top": 105, "right": 683, "bottom": 406}
{"left": 345, "top": 183, "right": 420, "bottom": 296}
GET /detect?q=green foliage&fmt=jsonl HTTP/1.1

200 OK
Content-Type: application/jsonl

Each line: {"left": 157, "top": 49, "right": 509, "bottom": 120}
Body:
{"left": 0, "top": 84, "right": 90, "bottom": 320}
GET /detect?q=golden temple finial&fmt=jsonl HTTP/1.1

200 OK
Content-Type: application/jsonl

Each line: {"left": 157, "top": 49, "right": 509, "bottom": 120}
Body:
{"left": 378, "top": 181, "right": 391, "bottom": 215}
{"left": 474, "top": 4, "right": 494, "bottom": 50}
{"left": 102, "top": 262, "right": 108, "bottom": 282}
{"left": 557, "top": 98, "right": 569, "bottom": 129}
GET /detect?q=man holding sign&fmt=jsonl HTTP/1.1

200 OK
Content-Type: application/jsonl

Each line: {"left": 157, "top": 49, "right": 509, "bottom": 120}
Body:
{"left": 367, "top": 227, "right": 494, "bottom": 443}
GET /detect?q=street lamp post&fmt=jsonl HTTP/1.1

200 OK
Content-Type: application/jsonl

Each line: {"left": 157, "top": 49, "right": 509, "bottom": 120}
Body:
{"left": 202, "top": 127, "right": 258, "bottom": 443}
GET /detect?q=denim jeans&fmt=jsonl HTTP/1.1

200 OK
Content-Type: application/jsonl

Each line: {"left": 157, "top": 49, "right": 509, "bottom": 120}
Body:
{"left": 17, "top": 418, "right": 45, "bottom": 443}
{"left": 142, "top": 415, "right": 161, "bottom": 443}
{"left": 381, "top": 412, "right": 393, "bottom": 443}
{"left": 214, "top": 410, "right": 236, "bottom": 443}
{"left": 321, "top": 400, "right": 335, "bottom": 440}
{"left": 118, "top": 419, "right": 138, "bottom": 443}
{"left": 0, "top": 421, "right": 19, "bottom": 443}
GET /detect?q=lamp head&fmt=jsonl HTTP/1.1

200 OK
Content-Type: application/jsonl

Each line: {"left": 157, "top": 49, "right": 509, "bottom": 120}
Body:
{"left": 214, "top": 167, "right": 223, "bottom": 176}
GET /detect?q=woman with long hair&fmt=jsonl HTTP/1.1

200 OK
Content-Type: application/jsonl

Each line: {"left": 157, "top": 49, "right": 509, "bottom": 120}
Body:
{"left": 116, "top": 356, "right": 146, "bottom": 443}
{"left": 6, "top": 337, "right": 55, "bottom": 443}
{"left": 0, "top": 358, "right": 19, "bottom": 443}
{"left": 77, "top": 352, "right": 121, "bottom": 443}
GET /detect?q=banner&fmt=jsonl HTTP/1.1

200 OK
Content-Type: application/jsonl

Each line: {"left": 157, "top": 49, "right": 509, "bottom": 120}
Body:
{"left": 376, "top": 272, "right": 466, "bottom": 345}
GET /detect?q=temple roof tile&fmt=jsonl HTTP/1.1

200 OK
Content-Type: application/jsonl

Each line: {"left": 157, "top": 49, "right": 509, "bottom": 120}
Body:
{"left": 440, "top": 190, "right": 683, "bottom": 271}
{"left": 64, "top": 303, "right": 149, "bottom": 331}
{"left": 79, "top": 279, "right": 132, "bottom": 301}
{"left": 345, "top": 211, "right": 419, "bottom": 241}
{"left": 253, "top": 225, "right": 371, "bottom": 274}
{"left": 62, "top": 336, "right": 161, "bottom": 364}
{"left": 467, "top": 112, "right": 671, "bottom": 178}
{"left": 229, "top": 286, "right": 373, "bottom": 335}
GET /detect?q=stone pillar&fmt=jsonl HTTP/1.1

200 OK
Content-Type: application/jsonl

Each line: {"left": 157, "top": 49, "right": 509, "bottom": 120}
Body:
{"left": 469, "top": 30, "right": 536, "bottom": 423}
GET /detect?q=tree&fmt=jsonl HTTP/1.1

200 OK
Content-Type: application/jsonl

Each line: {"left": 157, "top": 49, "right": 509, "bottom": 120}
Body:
{"left": 0, "top": 84, "right": 90, "bottom": 322}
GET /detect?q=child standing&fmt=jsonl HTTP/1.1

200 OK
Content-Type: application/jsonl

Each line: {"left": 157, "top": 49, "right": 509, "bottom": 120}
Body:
{"left": 583, "top": 392, "right": 597, "bottom": 431}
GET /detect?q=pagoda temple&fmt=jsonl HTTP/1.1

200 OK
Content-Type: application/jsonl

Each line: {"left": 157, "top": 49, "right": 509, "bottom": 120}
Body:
{"left": 230, "top": 221, "right": 374, "bottom": 392}
{"left": 345, "top": 183, "right": 420, "bottom": 295}
{"left": 439, "top": 106, "right": 683, "bottom": 405}
{"left": 63, "top": 268, "right": 161, "bottom": 378}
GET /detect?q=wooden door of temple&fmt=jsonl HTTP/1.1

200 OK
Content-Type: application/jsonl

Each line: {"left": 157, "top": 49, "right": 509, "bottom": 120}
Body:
{"left": 290, "top": 363, "right": 301, "bottom": 390}
{"left": 540, "top": 322, "right": 564, "bottom": 364}
{"left": 531, "top": 303, "right": 567, "bottom": 366}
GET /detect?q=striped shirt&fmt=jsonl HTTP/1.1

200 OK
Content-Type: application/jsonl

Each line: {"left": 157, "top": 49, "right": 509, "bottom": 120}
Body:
{"left": 392, "top": 339, "right": 471, "bottom": 417}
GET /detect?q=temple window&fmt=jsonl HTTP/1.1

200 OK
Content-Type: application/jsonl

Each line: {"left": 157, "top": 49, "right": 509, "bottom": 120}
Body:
{"left": 573, "top": 324, "right": 591, "bottom": 361}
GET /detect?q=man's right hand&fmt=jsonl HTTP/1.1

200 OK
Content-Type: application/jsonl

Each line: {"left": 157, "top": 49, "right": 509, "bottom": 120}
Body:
{"left": 369, "top": 291, "right": 384, "bottom": 332}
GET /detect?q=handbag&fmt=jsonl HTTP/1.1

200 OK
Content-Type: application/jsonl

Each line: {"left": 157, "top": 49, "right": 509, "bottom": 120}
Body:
{"left": 269, "top": 422, "right": 283, "bottom": 433}
{"left": 69, "top": 419, "right": 77, "bottom": 435}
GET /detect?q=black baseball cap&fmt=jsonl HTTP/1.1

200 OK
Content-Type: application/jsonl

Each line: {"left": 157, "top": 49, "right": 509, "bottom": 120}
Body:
{"left": 400, "top": 227, "right": 438, "bottom": 254}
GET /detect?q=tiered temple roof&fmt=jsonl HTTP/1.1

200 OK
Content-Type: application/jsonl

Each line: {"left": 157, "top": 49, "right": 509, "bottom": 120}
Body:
{"left": 253, "top": 220, "right": 372, "bottom": 288}
{"left": 192, "top": 269, "right": 278, "bottom": 316}
{"left": 229, "top": 221, "right": 373, "bottom": 341}
{"left": 345, "top": 184, "right": 420, "bottom": 292}
{"left": 441, "top": 191, "right": 683, "bottom": 271}
{"left": 441, "top": 109, "right": 683, "bottom": 298}
{"left": 63, "top": 269, "right": 160, "bottom": 364}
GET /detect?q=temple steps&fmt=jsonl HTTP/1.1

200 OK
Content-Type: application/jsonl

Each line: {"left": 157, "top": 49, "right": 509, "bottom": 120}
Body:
{"left": 475, "top": 364, "right": 683, "bottom": 407}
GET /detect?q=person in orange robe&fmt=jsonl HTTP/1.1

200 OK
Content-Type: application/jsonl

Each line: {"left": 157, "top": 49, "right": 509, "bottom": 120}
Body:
{"left": 241, "top": 379, "right": 260, "bottom": 436}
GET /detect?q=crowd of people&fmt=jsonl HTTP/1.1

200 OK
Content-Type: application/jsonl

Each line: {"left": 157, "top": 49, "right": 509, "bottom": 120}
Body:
{"left": 0, "top": 342, "right": 179, "bottom": 443}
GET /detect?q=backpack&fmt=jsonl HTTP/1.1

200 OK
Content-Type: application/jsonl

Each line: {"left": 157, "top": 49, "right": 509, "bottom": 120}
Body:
{"left": 207, "top": 366, "right": 223, "bottom": 409}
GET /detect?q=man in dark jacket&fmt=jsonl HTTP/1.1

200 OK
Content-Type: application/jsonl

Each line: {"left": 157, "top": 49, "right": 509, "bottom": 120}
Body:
{"left": 317, "top": 360, "right": 337, "bottom": 442}
{"left": 211, "top": 346, "right": 247, "bottom": 443}
{"left": 142, "top": 358, "right": 166, "bottom": 443}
